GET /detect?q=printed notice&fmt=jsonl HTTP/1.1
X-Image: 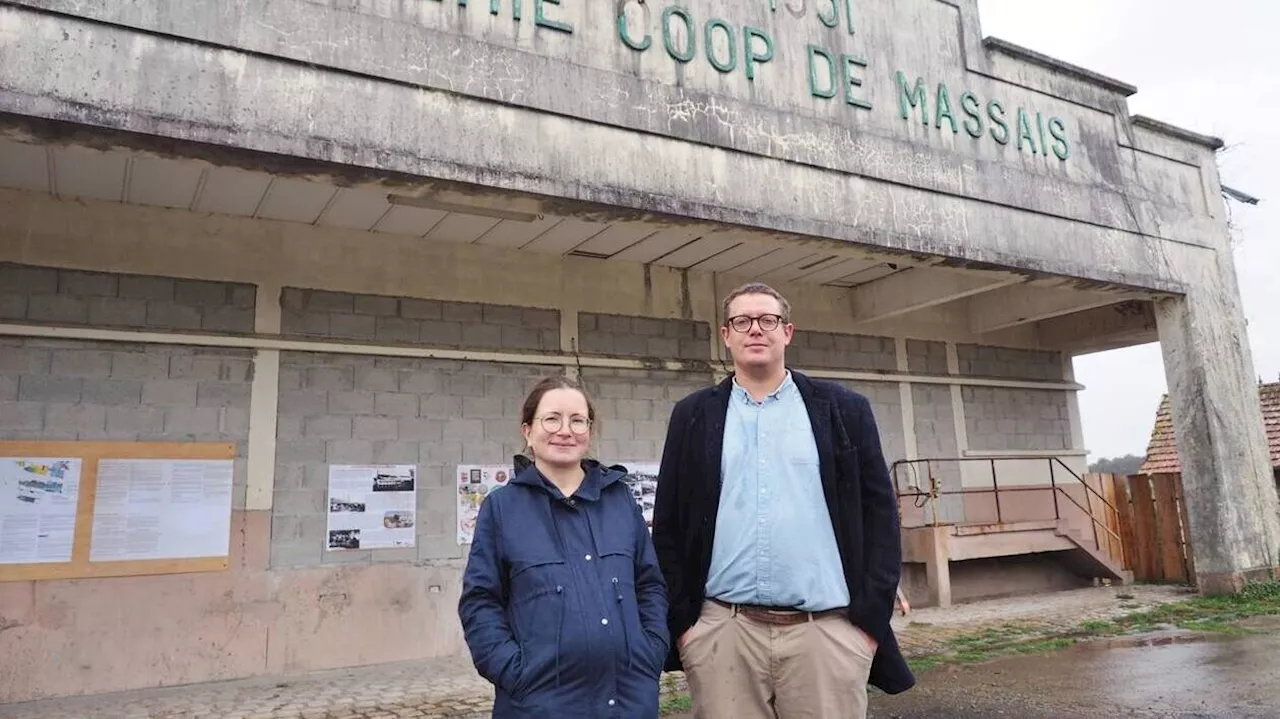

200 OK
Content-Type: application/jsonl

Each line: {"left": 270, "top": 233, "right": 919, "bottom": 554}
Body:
{"left": 327, "top": 465, "right": 417, "bottom": 551}
{"left": 90, "top": 459, "right": 234, "bottom": 562}
{"left": 0, "top": 458, "right": 81, "bottom": 564}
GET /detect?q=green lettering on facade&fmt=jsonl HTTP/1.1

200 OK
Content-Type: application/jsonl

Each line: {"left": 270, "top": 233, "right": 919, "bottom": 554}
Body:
{"left": 988, "top": 100, "right": 1009, "bottom": 145}
{"left": 960, "top": 91, "right": 983, "bottom": 138}
{"left": 897, "top": 72, "right": 929, "bottom": 125}
{"left": 818, "top": 0, "right": 839, "bottom": 28}
{"left": 807, "top": 45, "right": 838, "bottom": 99}
{"left": 490, "top": 0, "right": 520, "bottom": 20}
{"left": 617, "top": 1, "right": 650, "bottom": 51}
{"left": 844, "top": 0, "right": 856, "bottom": 34}
{"left": 534, "top": 0, "right": 572, "bottom": 32}
{"left": 1016, "top": 108, "right": 1037, "bottom": 154}
{"left": 705, "top": 19, "right": 737, "bottom": 73}
{"left": 1049, "top": 117, "right": 1070, "bottom": 160}
{"left": 662, "top": 6, "right": 696, "bottom": 63}
{"left": 744, "top": 27, "right": 774, "bottom": 81}
{"left": 842, "top": 54, "right": 871, "bottom": 110}
{"left": 934, "top": 82, "right": 957, "bottom": 133}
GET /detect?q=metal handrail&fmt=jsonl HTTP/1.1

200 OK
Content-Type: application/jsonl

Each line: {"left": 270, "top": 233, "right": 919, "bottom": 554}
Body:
{"left": 890, "top": 456, "right": 1124, "bottom": 550}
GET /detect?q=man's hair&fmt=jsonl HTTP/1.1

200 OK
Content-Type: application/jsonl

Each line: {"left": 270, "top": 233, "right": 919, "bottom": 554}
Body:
{"left": 720, "top": 282, "right": 792, "bottom": 325}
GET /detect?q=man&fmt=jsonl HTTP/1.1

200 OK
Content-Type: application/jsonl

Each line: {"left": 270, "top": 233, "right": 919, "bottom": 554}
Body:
{"left": 652, "top": 282, "right": 914, "bottom": 719}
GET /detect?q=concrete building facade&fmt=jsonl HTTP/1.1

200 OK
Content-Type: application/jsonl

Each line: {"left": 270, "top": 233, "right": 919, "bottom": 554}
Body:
{"left": 0, "top": 0, "right": 1277, "bottom": 703}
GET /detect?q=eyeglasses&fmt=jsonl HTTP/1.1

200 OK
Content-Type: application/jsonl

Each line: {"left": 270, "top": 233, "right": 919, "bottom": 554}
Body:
{"left": 725, "top": 314, "right": 786, "bottom": 333}
{"left": 535, "top": 414, "right": 592, "bottom": 435}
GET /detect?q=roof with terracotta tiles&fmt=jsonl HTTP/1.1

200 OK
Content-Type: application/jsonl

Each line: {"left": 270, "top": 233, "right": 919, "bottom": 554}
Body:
{"left": 1140, "top": 382, "right": 1280, "bottom": 475}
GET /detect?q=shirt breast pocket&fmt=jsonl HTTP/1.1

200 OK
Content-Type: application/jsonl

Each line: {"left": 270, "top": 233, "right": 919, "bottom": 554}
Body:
{"left": 784, "top": 425, "right": 820, "bottom": 467}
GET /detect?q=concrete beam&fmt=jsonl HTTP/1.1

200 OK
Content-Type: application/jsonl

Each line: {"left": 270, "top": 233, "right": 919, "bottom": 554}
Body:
{"left": 969, "top": 284, "right": 1138, "bottom": 334}
{"left": 851, "top": 269, "right": 1018, "bottom": 324}
{"left": 1036, "top": 301, "right": 1159, "bottom": 354}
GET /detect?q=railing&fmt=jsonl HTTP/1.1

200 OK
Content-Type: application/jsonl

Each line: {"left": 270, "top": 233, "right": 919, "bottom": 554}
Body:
{"left": 890, "top": 456, "right": 1125, "bottom": 558}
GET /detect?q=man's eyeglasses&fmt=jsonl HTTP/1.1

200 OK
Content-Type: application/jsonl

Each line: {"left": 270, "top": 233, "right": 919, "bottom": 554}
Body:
{"left": 725, "top": 314, "right": 786, "bottom": 333}
{"left": 535, "top": 414, "right": 592, "bottom": 435}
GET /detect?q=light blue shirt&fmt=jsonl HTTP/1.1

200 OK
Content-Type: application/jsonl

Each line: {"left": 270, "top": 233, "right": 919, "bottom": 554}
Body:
{"left": 704, "top": 372, "right": 851, "bottom": 612}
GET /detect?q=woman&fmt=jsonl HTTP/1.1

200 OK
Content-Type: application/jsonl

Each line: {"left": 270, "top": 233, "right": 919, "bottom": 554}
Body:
{"left": 459, "top": 375, "right": 670, "bottom": 718}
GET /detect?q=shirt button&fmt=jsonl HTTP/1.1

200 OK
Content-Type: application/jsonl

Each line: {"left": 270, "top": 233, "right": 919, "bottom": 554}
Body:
{"left": 585, "top": 554, "right": 592, "bottom": 561}
{"left": 608, "top": 699, "right": 616, "bottom": 706}
{"left": 601, "top": 618, "right": 609, "bottom": 625}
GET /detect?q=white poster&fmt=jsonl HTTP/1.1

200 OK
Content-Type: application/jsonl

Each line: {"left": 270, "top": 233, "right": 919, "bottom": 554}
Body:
{"left": 456, "top": 465, "right": 513, "bottom": 545}
{"left": 622, "top": 462, "right": 660, "bottom": 529}
{"left": 0, "top": 458, "right": 81, "bottom": 564}
{"left": 90, "top": 459, "right": 234, "bottom": 562}
{"left": 327, "top": 465, "right": 417, "bottom": 551}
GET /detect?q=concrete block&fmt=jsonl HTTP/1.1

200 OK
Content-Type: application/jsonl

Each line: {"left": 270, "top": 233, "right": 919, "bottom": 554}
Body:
{"left": 354, "top": 294, "right": 400, "bottom": 316}
{"left": 305, "top": 366, "right": 354, "bottom": 392}
{"left": 0, "top": 401, "right": 44, "bottom": 430}
{"left": 375, "top": 392, "right": 420, "bottom": 417}
{"left": 117, "top": 275, "right": 175, "bottom": 300}
{"left": 105, "top": 405, "right": 165, "bottom": 435}
{"left": 420, "top": 320, "right": 463, "bottom": 346}
{"left": 633, "top": 420, "right": 666, "bottom": 441}
{"left": 230, "top": 285, "right": 257, "bottom": 309}
{"left": 482, "top": 304, "right": 524, "bottom": 326}
{"left": 354, "top": 368, "right": 399, "bottom": 392}
{"left": 614, "top": 399, "right": 653, "bottom": 421}
{"left": 443, "top": 419, "right": 485, "bottom": 441}
{"left": 328, "top": 312, "right": 376, "bottom": 340}
{"left": 463, "top": 441, "right": 505, "bottom": 464}
{"left": 27, "top": 294, "right": 89, "bottom": 324}
{"left": 442, "top": 302, "right": 484, "bottom": 323}
{"left": 374, "top": 441, "right": 420, "bottom": 464}
{"left": 376, "top": 316, "right": 422, "bottom": 343}
{"left": 354, "top": 416, "right": 399, "bottom": 441}
{"left": 420, "top": 394, "right": 463, "bottom": 419}
{"left": 613, "top": 335, "right": 649, "bottom": 356}
{"left": 110, "top": 351, "right": 170, "bottom": 380}
{"left": 400, "top": 298, "right": 442, "bottom": 319}
{"left": 400, "top": 371, "right": 440, "bottom": 394}
{"left": 398, "top": 418, "right": 443, "bottom": 442}
{"left": 275, "top": 438, "right": 327, "bottom": 463}
{"left": 327, "top": 439, "right": 375, "bottom": 463}
{"left": 462, "top": 323, "right": 503, "bottom": 349}
{"left": 281, "top": 310, "right": 330, "bottom": 336}
{"left": 85, "top": 296, "right": 147, "bottom": 327}
{"left": 141, "top": 379, "right": 198, "bottom": 407}
{"left": 163, "top": 406, "right": 222, "bottom": 436}
{"left": 446, "top": 374, "right": 486, "bottom": 398}
{"left": 280, "top": 288, "right": 307, "bottom": 311}
{"left": 0, "top": 376, "right": 15, "bottom": 402}
{"left": 271, "top": 541, "right": 323, "bottom": 568}
{"left": 500, "top": 325, "right": 542, "bottom": 351}
{"left": 146, "top": 302, "right": 203, "bottom": 330}
{"left": 274, "top": 489, "right": 326, "bottom": 516}
{"left": 196, "top": 381, "right": 251, "bottom": 408}
{"left": 305, "top": 290, "right": 355, "bottom": 313}
{"left": 304, "top": 415, "right": 353, "bottom": 440}
{"left": 484, "top": 419, "right": 516, "bottom": 442}
{"left": 51, "top": 350, "right": 113, "bottom": 378}
{"left": 522, "top": 308, "right": 559, "bottom": 329}
{"left": 277, "top": 367, "right": 303, "bottom": 391}
{"left": 277, "top": 415, "right": 303, "bottom": 441}
{"left": 420, "top": 439, "right": 464, "bottom": 466}
{"left": 329, "top": 391, "right": 375, "bottom": 415}
{"left": 278, "top": 390, "right": 329, "bottom": 416}
{"left": 617, "top": 440, "right": 658, "bottom": 460}
{"left": 58, "top": 270, "right": 118, "bottom": 297}
{"left": 678, "top": 339, "right": 709, "bottom": 360}
{"left": 1, "top": 265, "right": 58, "bottom": 293}
{"left": 202, "top": 307, "right": 255, "bottom": 333}
{"left": 578, "top": 333, "right": 612, "bottom": 354}
{"left": 46, "top": 404, "right": 107, "bottom": 435}
{"left": 462, "top": 396, "right": 505, "bottom": 419}
{"left": 173, "top": 279, "right": 231, "bottom": 307}
{"left": 81, "top": 379, "right": 143, "bottom": 405}
{"left": 18, "top": 376, "right": 82, "bottom": 403}
{"left": 646, "top": 337, "right": 679, "bottom": 358}
{"left": 0, "top": 293, "right": 26, "bottom": 320}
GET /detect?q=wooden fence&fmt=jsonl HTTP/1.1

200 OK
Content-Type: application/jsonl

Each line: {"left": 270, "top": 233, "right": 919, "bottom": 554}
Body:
{"left": 1100, "top": 472, "right": 1195, "bottom": 584}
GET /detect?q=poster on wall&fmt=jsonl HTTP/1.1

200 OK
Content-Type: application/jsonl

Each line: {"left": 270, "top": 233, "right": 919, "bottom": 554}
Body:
{"left": 621, "top": 462, "right": 660, "bottom": 529}
{"left": 0, "top": 458, "right": 81, "bottom": 564}
{"left": 456, "top": 464, "right": 513, "bottom": 545}
{"left": 90, "top": 459, "right": 234, "bottom": 562}
{"left": 326, "top": 465, "right": 417, "bottom": 551}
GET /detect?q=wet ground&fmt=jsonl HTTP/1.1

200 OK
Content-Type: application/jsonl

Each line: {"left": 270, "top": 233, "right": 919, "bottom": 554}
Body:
{"left": 671, "top": 626, "right": 1280, "bottom": 718}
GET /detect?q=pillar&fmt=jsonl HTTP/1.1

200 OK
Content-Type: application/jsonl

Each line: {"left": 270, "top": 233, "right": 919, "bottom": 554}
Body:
{"left": 1155, "top": 279, "right": 1280, "bottom": 594}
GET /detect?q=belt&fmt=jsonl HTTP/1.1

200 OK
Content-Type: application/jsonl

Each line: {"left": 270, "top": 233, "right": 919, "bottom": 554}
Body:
{"left": 709, "top": 597, "right": 848, "bottom": 626}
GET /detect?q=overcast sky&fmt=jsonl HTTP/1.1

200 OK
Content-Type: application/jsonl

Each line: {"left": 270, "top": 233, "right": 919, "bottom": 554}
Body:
{"left": 977, "top": 0, "right": 1279, "bottom": 460}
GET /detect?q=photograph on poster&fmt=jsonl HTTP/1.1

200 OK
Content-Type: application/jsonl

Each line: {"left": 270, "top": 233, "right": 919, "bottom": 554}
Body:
{"left": 456, "top": 464, "right": 512, "bottom": 544}
{"left": 326, "top": 465, "right": 417, "bottom": 551}
{"left": 621, "top": 462, "right": 660, "bottom": 528}
{"left": 0, "top": 457, "right": 81, "bottom": 565}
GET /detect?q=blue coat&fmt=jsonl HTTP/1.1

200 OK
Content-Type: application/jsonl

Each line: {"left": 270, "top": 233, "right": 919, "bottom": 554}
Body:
{"left": 459, "top": 457, "right": 670, "bottom": 718}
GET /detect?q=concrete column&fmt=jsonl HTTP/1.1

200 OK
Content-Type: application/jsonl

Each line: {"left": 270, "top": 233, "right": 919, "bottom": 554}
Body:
{"left": 1155, "top": 283, "right": 1280, "bottom": 594}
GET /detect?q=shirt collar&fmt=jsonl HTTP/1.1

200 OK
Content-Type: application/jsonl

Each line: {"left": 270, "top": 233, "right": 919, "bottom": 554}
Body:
{"left": 731, "top": 370, "right": 794, "bottom": 405}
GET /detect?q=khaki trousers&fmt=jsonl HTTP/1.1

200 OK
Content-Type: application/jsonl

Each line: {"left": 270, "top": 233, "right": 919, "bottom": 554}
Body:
{"left": 679, "top": 599, "right": 876, "bottom": 719}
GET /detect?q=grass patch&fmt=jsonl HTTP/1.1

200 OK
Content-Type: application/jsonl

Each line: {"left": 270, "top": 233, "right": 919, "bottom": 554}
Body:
{"left": 904, "top": 579, "right": 1280, "bottom": 675}
{"left": 659, "top": 693, "right": 692, "bottom": 715}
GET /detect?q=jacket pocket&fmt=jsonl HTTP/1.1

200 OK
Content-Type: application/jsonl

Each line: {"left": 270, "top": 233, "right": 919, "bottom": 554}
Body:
{"left": 506, "top": 557, "right": 567, "bottom": 697}
{"left": 600, "top": 547, "right": 662, "bottom": 677}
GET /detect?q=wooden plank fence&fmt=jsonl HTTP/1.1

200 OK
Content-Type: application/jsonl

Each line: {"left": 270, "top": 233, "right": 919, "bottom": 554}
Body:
{"left": 1106, "top": 472, "right": 1195, "bottom": 584}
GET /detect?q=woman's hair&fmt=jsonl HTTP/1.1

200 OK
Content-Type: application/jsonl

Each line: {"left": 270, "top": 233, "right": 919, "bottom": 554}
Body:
{"left": 520, "top": 374, "right": 597, "bottom": 430}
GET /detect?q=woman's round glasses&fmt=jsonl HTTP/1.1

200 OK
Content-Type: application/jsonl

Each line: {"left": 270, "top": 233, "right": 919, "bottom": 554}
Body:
{"left": 536, "top": 414, "right": 592, "bottom": 434}
{"left": 726, "top": 314, "right": 784, "bottom": 333}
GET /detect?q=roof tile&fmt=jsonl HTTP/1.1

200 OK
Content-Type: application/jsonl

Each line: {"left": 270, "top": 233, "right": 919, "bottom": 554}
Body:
{"left": 1140, "top": 383, "right": 1280, "bottom": 475}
